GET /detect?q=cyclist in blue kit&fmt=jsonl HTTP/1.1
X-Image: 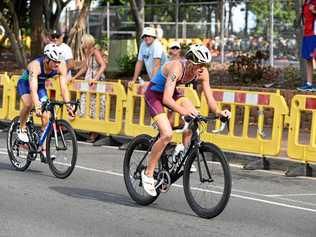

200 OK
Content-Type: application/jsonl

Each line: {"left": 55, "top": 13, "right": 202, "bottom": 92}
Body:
{"left": 16, "top": 43, "right": 75, "bottom": 162}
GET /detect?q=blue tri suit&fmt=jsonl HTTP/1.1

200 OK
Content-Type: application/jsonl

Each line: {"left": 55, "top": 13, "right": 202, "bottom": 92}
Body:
{"left": 17, "top": 56, "right": 58, "bottom": 102}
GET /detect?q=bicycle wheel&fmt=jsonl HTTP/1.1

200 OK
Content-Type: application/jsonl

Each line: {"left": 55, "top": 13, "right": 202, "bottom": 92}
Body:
{"left": 123, "top": 134, "right": 160, "bottom": 205}
{"left": 7, "top": 116, "right": 31, "bottom": 171}
{"left": 46, "top": 119, "right": 77, "bottom": 179}
{"left": 183, "top": 142, "right": 231, "bottom": 219}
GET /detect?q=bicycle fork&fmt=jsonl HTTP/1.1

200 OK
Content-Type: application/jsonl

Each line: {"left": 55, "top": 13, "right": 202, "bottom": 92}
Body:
{"left": 197, "top": 147, "right": 214, "bottom": 183}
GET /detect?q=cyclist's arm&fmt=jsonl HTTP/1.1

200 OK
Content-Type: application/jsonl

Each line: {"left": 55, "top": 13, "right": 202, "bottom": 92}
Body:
{"left": 150, "top": 58, "right": 161, "bottom": 79}
{"left": 200, "top": 68, "right": 221, "bottom": 115}
{"left": 58, "top": 62, "right": 71, "bottom": 103}
{"left": 162, "top": 63, "right": 187, "bottom": 115}
{"left": 28, "top": 62, "right": 41, "bottom": 108}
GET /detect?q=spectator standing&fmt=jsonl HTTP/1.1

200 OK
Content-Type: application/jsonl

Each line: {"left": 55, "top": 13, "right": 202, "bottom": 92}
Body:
{"left": 49, "top": 29, "right": 75, "bottom": 82}
{"left": 72, "top": 34, "right": 107, "bottom": 143}
{"left": 155, "top": 24, "right": 164, "bottom": 41}
{"left": 128, "top": 27, "right": 167, "bottom": 88}
{"left": 168, "top": 41, "right": 182, "bottom": 61}
{"left": 298, "top": 0, "right": 316, "bottom": 91}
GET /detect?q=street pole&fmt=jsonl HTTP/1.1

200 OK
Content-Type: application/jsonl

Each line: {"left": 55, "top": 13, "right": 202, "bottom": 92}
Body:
{"left": 269, "top": 0, "right": 274, "bottom": 66}
{"left": 176, "top": 0, "right": 179, "bottom": 39}
{"left": 221, "top": 0, "right": 225, "bottom": 64}
{"left": 107, "top": 1, "right": 110, "bottom": 42}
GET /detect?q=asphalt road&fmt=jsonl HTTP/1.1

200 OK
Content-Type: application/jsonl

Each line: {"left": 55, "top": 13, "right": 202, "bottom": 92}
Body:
{"left": 0, "top": 132, "right": 315, "bottom": 237}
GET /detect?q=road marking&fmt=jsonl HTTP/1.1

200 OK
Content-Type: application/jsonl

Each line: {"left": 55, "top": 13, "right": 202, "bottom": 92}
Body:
{"left": 266, "top": 193, "right": 316, "bottom": 197}
{"left": 1, "top": 149, "right": 316, "bottom": 213}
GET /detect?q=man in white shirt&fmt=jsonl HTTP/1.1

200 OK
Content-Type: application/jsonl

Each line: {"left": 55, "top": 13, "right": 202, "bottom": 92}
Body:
{"left": 128, "top": 27, "right": 167, "bottom": 88}
{"left": 49, "top": 29, "right": 75, "bottom": 80}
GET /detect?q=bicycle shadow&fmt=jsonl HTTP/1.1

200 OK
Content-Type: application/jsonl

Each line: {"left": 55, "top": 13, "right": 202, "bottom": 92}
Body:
{"left": 50, "top": 186, "right": 196, "bottom": 218}
{"left": 50, "top": 186, "right": 137, "bottom": 207}
{"left": 0, "top": 160, "right": 43, "bottom": 174}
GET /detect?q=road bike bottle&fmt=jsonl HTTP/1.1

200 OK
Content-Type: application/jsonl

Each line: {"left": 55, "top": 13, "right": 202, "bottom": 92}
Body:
{"left": 172, "top": 144, "right": 185, "bottom": 163}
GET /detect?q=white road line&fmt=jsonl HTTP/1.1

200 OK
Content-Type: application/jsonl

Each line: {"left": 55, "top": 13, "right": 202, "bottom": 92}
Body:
{"left": 266, "top": 193, "right": 316, "bottom": 197}
{"left": 1, "top": 150, "right": 316, "bottom": 213}
{"left": 75, "top": 165, "right": 123, "bottom": 177}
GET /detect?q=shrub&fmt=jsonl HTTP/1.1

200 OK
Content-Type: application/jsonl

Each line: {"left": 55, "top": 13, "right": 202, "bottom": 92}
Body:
{"left": 228, "top": 50, "right": 271, "bottom": 84}
{"left": 117, "top": 54, "right": 138, "bottom": 76}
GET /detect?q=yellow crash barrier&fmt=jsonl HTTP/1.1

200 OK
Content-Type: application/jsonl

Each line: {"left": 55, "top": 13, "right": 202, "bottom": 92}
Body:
{"left": 124, "top": 83, "right": 200, "bottom": 139}
{"left": 200, "top": 89, "right": 288, "bottom": 156}
{"left": 8, "top": 75, "right": 60, "bottom": 121}
{"left": 287, "top": 95, "right": 316, "bottom": 163}
{"left": 64, "top": 80, "right": 126, "bottom": 135}
{"left": 0, "top": 73, "right": 10, "bottom": 120}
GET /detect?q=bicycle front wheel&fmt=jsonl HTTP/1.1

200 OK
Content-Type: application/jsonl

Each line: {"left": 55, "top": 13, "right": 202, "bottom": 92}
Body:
{"left": 7, "top": 116, "right": 31, "bottom": 171}
{"left": 123, "top": 134, "right": 160, "bottom": 205}
{"left": 183, "top": 143, "right": 231, "bottom": 219}
{"left": 46, "top": 119, "right": 77, "bottom": 179}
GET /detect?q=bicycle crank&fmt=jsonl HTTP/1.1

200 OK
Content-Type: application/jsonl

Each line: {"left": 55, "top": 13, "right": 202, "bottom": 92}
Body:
{"left": 155, "top": 170, "right": 171, "bottom": 193}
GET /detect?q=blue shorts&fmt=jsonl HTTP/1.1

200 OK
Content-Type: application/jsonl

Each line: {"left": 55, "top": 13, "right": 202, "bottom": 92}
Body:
{"left": 17, "top": 79, "right": 48, "bottom": 102}
{"left": 302, "top": 35, "right": 316, "bottom": 60}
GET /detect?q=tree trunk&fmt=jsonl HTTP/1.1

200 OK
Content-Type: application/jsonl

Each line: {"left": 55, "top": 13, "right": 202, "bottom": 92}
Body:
{"left": 129, "top": 0, "right": 144, "bottom": 48}
{"left": 244, "top": 2, "right": 248, "bottom": 37}
{"left": 0, "top": 3, "right": 27, "bottom": 67}
{"left": 215, "top": 0, "right": 224, "bottom": 36}
{"left": 228, "top": 3, "right": 233, "bottom": 34}
{"left": 43, "top": 0, "right": 72, "bottom": 32}
{"left": 31, "top": 0, "right": 44, "bottom": 58}
{"left": 67, "top": 0, "right": 91, "bottom": 61}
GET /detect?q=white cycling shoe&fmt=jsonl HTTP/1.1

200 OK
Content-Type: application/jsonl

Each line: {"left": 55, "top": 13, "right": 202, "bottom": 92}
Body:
{"left": 141, "top": 170, "right": 157, "bottom": 197}
{"left": 190, "top": 163, "right": 197, "bottom": 173}
{"left": 17, "top": 128, "right": 29, "bottom": 143}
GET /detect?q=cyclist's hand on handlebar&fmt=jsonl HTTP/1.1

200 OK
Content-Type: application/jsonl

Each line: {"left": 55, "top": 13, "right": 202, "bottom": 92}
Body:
{"left": 218, "top": 109, "right": 231, "bottom": 119}
{"left": 66, "top": 104, "right": 76, "bottom": 121}
{"left": 182, "top": 107, "right": 199, "bottom": 118}
{"left": 35, "top": 105, "right": 42, "bottom": 117}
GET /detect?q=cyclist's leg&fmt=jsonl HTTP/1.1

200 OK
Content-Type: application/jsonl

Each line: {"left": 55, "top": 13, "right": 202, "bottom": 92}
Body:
{"left": 38, "top": 87, "right": 49, "bottom": 129}
{"left": 38, "top": 87, "right": 50, "bottom": 162}
{"left": 145, "top": 113, "right": 173, "bottom": 177}
{"left": 175, "top": 97, "right": 194, "bottom": 147}
{"left": 17, "top": 79, "right": 33, "bottom": 129}
{"left": 144, "top": 88, "right": 173, "bottom": 178}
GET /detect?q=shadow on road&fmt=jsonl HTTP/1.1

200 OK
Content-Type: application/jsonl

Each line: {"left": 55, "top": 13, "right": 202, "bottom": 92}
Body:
{"left": 50, "top": 186, "right": 196, "bottom": 218}
{"left": 0, "top": 160, "right": 45, "bottom": 175}
{"left": 50, "top": 186, "right": 137, "bottom": 207}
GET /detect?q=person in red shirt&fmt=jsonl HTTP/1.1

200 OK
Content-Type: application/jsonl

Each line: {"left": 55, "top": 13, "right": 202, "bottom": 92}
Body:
{"left": 298, "top": 0, "right": 316, "bottom": 91}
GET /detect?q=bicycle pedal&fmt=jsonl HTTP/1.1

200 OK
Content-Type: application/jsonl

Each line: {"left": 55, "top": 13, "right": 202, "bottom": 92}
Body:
{"left": 27, "top": 153, "right": 37, "bottom": 161}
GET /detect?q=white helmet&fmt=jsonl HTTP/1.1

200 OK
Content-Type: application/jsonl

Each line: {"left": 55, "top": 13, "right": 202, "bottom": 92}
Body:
{"left": 185, "top": 44, "right": 212, "bottom": 64}
{"left": 43, "top": 43, "right": 63, "bottom": 62}
{"left": 141, "top": 27, "right": 156, "bottom": 38}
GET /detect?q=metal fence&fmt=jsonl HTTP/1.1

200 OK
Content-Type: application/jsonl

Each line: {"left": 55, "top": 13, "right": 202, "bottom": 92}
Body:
{"left": 65, "top": 0, "right": 299, "bottom": 67}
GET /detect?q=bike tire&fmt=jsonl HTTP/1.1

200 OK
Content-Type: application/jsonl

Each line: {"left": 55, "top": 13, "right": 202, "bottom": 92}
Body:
{"left": 183, "top": 142, "right": 231, "bottom": 219}
{"left": 123, "top": 134, "right": 160, "bottom": 205}
{"left": 7, "top": 116, "right": 31, "bottom": 171}
{"left": 46, "top": 119, "right": 77, "bottom": 179}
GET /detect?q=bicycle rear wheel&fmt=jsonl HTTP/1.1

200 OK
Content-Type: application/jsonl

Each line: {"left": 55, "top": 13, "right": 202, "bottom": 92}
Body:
{"left": 46, "top": 119, "right": 77, "bottom": 179}
{"left": 123, "top": 134, "right": 160, "bottom": 205}
{"left": 183, "top": 143, "right": 231, "bottom": 219}
{"left": 7, "top": 116, "right": 31, "bottom": 171}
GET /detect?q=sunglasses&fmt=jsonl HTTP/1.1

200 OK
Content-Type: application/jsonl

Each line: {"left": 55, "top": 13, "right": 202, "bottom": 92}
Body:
{"left": 170, "top": 47, "right": 180, "bottom": 50}
{"left": 142, "top": 35, "right": 153, "bottom": 38}
{"left": 51, "top": 34, "right": 61, "bottom": 39}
